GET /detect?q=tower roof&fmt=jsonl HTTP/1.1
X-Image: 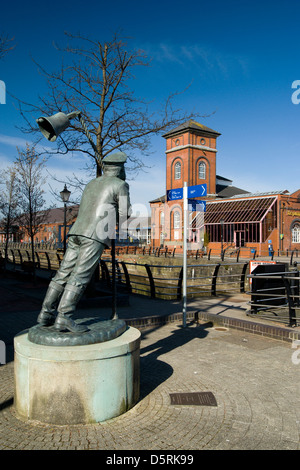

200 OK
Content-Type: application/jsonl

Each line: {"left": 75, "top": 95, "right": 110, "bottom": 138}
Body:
{"left": 162, "top": 120, "right": 221, "bottom": 138}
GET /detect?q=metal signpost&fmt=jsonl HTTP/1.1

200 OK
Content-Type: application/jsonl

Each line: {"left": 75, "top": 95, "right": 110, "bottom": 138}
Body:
{"left": 167, "top": 184, "right": 206, "bottom": 202}
{"left": 168, "top": 183, "right": 207, "bottom": 327}
{"left": 183, "top": 183, "right": 188, "bottom": 328}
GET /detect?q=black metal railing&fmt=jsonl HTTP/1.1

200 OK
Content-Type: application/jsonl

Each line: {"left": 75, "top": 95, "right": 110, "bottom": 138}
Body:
{"left": 247, "top": 269, "right": 300, "bottom": 327}
{"left": 5, "top": 244, "right": 299, "bottom": 327}
{"left": 1, "top": 247, "right": 63, "bottom": 273}
{"left": 1, "top": 247, "right": 249, "bottom": 298}
{"left": 2, "top": 241, "right": 300, "bottom": 263}
{"left": 100, "top": 258, "right": 249, "bottom": 301}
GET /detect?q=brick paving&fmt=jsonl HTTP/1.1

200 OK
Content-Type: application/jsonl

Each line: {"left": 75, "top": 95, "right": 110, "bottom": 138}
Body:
{"left": 1, "top": 271, "right": 300, "bottom": 450}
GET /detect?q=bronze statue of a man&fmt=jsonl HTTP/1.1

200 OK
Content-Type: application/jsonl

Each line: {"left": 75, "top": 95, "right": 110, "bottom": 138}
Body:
{"left": 37, "top": 152, "right": 132, "bottom": 333}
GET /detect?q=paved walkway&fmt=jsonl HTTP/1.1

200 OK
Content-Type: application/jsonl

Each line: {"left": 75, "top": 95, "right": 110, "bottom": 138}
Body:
{"left": 1, "top": 270, "right": 300, "bottom": 451}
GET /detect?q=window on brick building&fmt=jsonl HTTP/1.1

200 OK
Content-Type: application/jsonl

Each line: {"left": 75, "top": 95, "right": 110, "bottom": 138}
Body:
{"left": 173, "top": 211, "right": 181, "bottom": 229}
{"left": 160, "top": 211, "right": 164, "bottom": 226}
{"left": 174, "top": 161, "right": 181, "bottom": 180}
{"left": 292, "top": 223, "right": 300, "bottom": 243}
{"left": 198, "top": 161, "right": 206, "bottom": 179}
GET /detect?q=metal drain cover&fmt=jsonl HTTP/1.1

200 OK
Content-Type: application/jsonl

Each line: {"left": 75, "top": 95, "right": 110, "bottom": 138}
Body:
{"left": 170, "top": 392, "right": 217, "bottom": 406}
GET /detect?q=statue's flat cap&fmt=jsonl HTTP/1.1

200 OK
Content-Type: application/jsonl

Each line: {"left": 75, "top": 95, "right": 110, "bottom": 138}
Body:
{"left": 103, "top": 152, "right": 127, "bottom": 165}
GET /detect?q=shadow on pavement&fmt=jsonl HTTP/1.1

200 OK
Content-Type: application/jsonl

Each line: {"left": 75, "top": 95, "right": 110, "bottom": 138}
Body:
{"left": 139, "top": 321, "right": 212, "bottom": 400}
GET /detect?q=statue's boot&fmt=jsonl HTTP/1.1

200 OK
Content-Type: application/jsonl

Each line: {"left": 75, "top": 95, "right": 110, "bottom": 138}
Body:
{"left": 37, "top": 281, "right": 64, "bottom": 326}
{"left": 54, "top": 285, "right": 88, "bottom": 333}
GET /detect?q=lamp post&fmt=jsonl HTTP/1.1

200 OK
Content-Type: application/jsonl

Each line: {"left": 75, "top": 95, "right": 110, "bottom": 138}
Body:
{"left": 60, "top": 184, "right": 71, "bottom": 253}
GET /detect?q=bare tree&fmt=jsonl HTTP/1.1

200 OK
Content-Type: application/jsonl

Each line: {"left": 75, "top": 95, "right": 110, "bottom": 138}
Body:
{"left": 0, "top": 33, "right": 14, "bottom": 60}
{"left": 14, "top": 144, "right": 49, "bottom": 279}
{"left": 17, "top": 31, "right": 198, "bottom": 178}
{"left": 0, "top": 166, "right": 21, "bottom": 268}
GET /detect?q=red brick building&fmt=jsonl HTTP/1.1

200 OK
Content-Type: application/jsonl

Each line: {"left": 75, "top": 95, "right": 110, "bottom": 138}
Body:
{"left": 0, "top": 206, "right": 79, "bottom": 246}
{"left": 150, "top": 120, "right": 300, "bottom": 256}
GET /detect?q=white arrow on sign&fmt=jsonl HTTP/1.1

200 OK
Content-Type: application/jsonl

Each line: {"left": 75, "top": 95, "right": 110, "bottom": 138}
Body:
{"left": 187, "top": 184, "right": 207, "bottom": 198}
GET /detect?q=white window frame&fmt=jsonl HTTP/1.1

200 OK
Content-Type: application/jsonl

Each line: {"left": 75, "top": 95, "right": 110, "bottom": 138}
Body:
{"left": 174, "top": 211, "right": 181, "bottom": 229}
{"left": 292, "top": 224, "right": 300, "bottom": 243}
{"left": 174, "top": 161, "right": 181, "bottom": 180}
{"left": 198, "top": 161, "right": 206, "bottom": 179}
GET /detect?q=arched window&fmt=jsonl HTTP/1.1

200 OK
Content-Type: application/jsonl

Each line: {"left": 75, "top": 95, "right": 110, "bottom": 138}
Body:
{"left": 174, "top": 161, "right": 181, "bottom": 180}
{"left": 292, "top": 223, "right": 300, "bottom": 243}
{"left": 160, "top": 211, "right": 165, "bottom": 226}
{"left": 173, "top": 211, "right": 180, "bottom": 229}
{"left": 198, "top": 161, "right": 206, "bottom": 179}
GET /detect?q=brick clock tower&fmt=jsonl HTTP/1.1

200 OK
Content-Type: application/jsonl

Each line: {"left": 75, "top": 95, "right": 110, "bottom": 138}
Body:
{"left": 150, "top": 120, "right": 221, "bottom": 248}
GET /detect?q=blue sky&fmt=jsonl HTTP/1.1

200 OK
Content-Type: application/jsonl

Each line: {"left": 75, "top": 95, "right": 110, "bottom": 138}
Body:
{"left": 1, "top": 0, "right": 300, "bottom": 210}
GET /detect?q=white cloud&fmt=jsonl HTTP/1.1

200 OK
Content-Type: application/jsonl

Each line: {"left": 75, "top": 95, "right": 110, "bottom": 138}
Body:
{"left": 143, "top": 42, "right": 249, "bottom": 80}
{"left": 41, "top": 163, "right": 165, "bottom": 213}
{"left": 0, "top": 152, "right": 14, "bottom": 169}
{"left": 0, "top": 132, "right": 88, "bottom": 171}
{"left": 0, "top": 134, "right": 30, "bottom": 148}
{"left": 0, "top": 131, "right": 166, "bottom": 211}
{"left": 0, "top": 133, "right": 55, "bottom": 155}
{"left": 156, "top": 43, "right": 185, "bottom": 65}
{"left": 129, "top": 166, "right": 165, "bottom": 208}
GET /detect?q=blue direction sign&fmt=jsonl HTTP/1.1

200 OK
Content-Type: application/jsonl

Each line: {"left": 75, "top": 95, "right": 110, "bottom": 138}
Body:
{"left": 188, "top": 199, "right": 206, "bottom": 212}
{"left": 188, "top": 184, "right": 207, "bottom": 198}
{"left": 167, "top": 188, "right": 183, "bottom": 201}
{"left": 167, "top": 184, "right": 207, "bottom": 201}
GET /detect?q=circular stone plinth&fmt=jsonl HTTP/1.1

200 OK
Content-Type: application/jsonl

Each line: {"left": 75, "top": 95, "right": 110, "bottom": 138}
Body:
{"left": 14, "top": 326, "right": 141, "bottom": 424}
{"left": 28, "top": 319, "right": 127, "bottom": 347}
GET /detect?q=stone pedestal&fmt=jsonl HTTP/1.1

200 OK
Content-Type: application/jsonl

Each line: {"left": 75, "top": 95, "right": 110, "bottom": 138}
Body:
{"left": 14, "top": 326, "right": 141, "bottom": 424}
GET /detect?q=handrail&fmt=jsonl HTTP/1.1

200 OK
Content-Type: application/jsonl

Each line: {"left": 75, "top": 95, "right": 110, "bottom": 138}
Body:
{"left": 3, "top": 241, "right": 300, "bottom": 261}
{"left": 101, "top": 258, "right": 249, "bottom": 301}
{"left": 247, "top": 270, "right": 300, "bottom": 327}
{"left": 144, "top": 264, "right": 155, "bottom": 298}
{"left": 10, "top": 247, "right": 297, "bottom": 313}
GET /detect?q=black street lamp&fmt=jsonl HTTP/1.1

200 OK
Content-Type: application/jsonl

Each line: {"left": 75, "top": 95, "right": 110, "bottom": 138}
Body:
{"left": 60, "top": 184, "right": 71, "bottom": 253}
